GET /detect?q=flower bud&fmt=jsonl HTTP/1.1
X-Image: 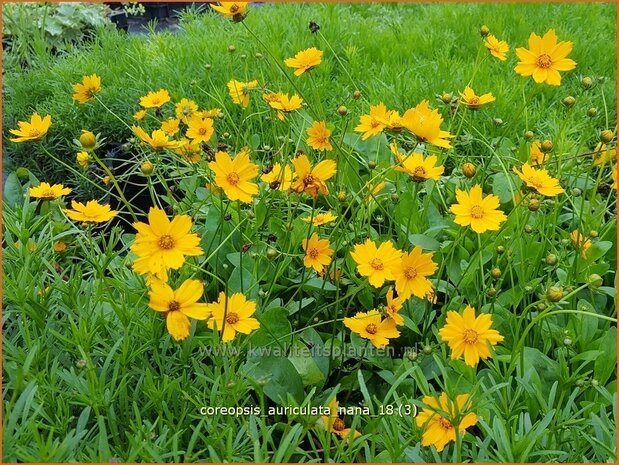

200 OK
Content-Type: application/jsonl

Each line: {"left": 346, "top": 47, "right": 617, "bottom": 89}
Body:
{"left": 367, "top": 160, "right": 376, "bottom": 170}
{"left": 16, "top": 167, "right": 29, "bottom": 178}
{"left": 353, "top": 90, "right": 362, "bottom": 100}
{"left": 600, "top": 130, "right": 613, "bottom": 144}
{"left": 390, "top": 193, "right": 399, "bottom": 203}
{"left": 495, "top": 245, "right": 505, "bottom": 255}
{"left": 524, "top": 224, "right": 533, "bottom": 233}
{"left": 487, "top": 287, "right": 497, "bottom": 297}
{"left": 541, "top": 140, "right": 554, "bottom": 152}
{"left": 462, "top": 162, "right": 476, "bottom": 178}
{"left": 255, "top": 52, "right": 263, "bottom": 59}
{"left": 266, "top": 248, "right": 278, "bottom": 259}
{"left": 587, "top": 107, "right": 598, "bottom": 117}
{"left": 587, "top": 273, "right": 603, "bottom": 288}
{"left": 490, "top": 268, "right": 502, "bottom": 279}
{"left": 337, "top": 191, "right": 347, "bottom": 202}
{"left": 140, "top": 161, "right": 154, "bottom": 175}
{"left": 545, "top": 254, "right": 558, "bottom": 266}
{"left": 422, "top": 345, "right": 433, "bottom": 355}
{"left": 337, "top": 105, "right": 348, "bottom": 116}
{"left": 75, "top": 359, "right": 87, "bottom": 369}
{"left": 205, "top": 64, "right": 212, "bottom": 71}
{"left": 228, "top": 45, "right": 236, "bottom": 53}
{"left": 79, "top": 130, "right": 97, "bottom": 150}
{"left": 581, "top": 76, "right": 594, "bottom": 89}
{"left": 441, "top": 93, "right": 453, "bottom": 104}
{"left": 563, "top": 337, "right": 572, "bottom": 346}
{"left": 575, "top": 379, "right": 585, "bottom": 387}
{"left": 524, "top": 130, "right": 534, "bottom": 140}
{"left": 480, "top": 25, "right": 490, "bottom": 36}
{"left": 240, "top": 53, "right": 247, "bottom": 60}
{"left": 546, "top": 286, "right": 564, "bottom": 302}
{"left": 571, "top": 187, "right": 582, "bottom": 197}
{"left": 562, "top": 96, "right": 576, "bottom": 108}
{"left": 493, "top": 117, "right": 504, "bottom": 126}
{"left": 528, "top": 198, "right": 540, "bottom": 212}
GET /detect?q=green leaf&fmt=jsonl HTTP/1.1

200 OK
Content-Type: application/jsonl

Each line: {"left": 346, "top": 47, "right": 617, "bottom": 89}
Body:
{"left": 4, "top": 173, "right": 23, "bottom": 209}
{"left": 244, "top": 356, "right": 304, "bottom": 404}
{"left": 288, "top": 338, "right": 325, "bottom": 385}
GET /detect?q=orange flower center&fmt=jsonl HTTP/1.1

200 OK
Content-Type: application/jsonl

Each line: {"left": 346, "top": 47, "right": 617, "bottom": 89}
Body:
{"left": 309, "top": 248, "right": 320, "bottom": 259}
{"left": 437, "top": 417, "right": 453, "bottom": 431}
{"left": 463, "top": 328, "right": 479, "bottom": 344}
{"left": 470, "top": 205, "right": 484, "bottom": 219}
{"left": 370, "top": 258, "right": 384, "bottom": 270}
{"left": 527, "top": 175, "right": 543, "bottom": 188}
{"left": 28, "top": 128, "right": 42, "bottom": 138}
{"left": 536, "top": 54, "right": 552, "bottom": 69}
{"left": 365, "top": 323, "right": 378, "bottom": 335}
{"left": 404, "top": 266, "right": 418, "bottom": 280}
{"left": 158, "top": 234, "right": 176, "bottom": 250}
{"left": 230, "top": 4, "right": 239, "bottom": 13}
{"left": 303, "top": 174, "right": 315, "bottom": 185}
{"left": 168, "top": 301, "right": 180, "bottom": 312}
{"left": 40, "top": 189, "right": 57, "bottom": 199}
{"left": 226, "top": 312, "right": 239, "bottom": 325}
{"left": 227, "top": 172, "right": 240, "bottom": 185}
{"left": 198, "top": 127, "right": 207, "bottom": 135}
{"left": 413, "top": 166, "right": 426, "bottom": 179}
{"left": 332, "top": 418, "right": 345, "bottom": 431}
{"left": 468, "top": 97, "right": 480, "bottom": 106}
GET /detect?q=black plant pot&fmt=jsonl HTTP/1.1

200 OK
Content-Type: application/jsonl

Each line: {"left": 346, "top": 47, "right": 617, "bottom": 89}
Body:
{"left": 109, "top": 10, "right": 128, "bottom": 31}
{"left": 145, "top": 2, "right": 170, "bottom": 21}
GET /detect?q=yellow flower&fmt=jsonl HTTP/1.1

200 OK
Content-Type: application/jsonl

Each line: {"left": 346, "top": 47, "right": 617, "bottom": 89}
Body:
{"left": 592, "top": 142, "right": 616, "bottom": 166}
{"left": 515, "top": 29, "right": 577, "bottom": 86}
{"left": 284, "top": 47, "right": 323, "bottom": 76}
{"left": 302, "top": 232, "right": 333, "bottom": 272}
{"left": 450, "top": 184, "right": 507, "bottom": 234}
{"left": 458, "top": 86, "right": 495, "bottom": 110}
{"left": 484, "top": 34, "right": 509, "bottom": 61}
{"left": 210, "top": 2, "right": 248, "bottom": 20}
{"left": 290, "top": 154, "right": 337, "bottom": 198}
{"left": 134, "top": 109, "right": 147, "bottom": 120}
{"left": 416, "top": 392, "right": 477, "bottom": 452}
{"left": 381, "top": 110, "right": 406, "bottom": 132}
{"left": 72, "top": 74, "right": 101, "bottom": 104}
{"left": 390, "top": 143, "right": 444, "bottom": 181}
{"left": 208, "top": 149, "right": 259, "bottom": 203}
{"left": 351, "top": 239, "right": 402, "bottom": 288}
{"left": 320, "top": 397, "right": 362, "bottom": 441}
{"left": 79, "top": 130, "right": 97, "bottom": 150}
{"left": 227, "top": 79, "right": 259, "bottom": 108}
{"left": 438, "top": 305, "right": 504, "bottom": 366}
{"left": 612, "top": 167, "right": 617, "bottom": 189}
{"left": 385, "top": 287, "right": 405, "bottom": 326}
{"left": 301, "top": 212, "right": 337, "bottom": 226}
{"left": 513, "top": 163, "right": 565, "bottom": 197}
{"left": 529, "top": 140, "right": 549, "bottom": 165}
{"left": 9, "top": 112, "right": 52, "bottom": 143}
{"left": 266, "top": 92, "right": 303, "bottom": 121}
{"left": 402, "top": 100, "right": 454, "bottom": 149}
{"left": 175, "top": 138, "right": 203, "bottom": 163}
{"left": 132, "top": 126, "right": 185, "bottom": 151}
{"left": 354, "top": 102, "right": 389, "bottom": 140}
{"left": 207, "top": 292, "right": 260, "bottom": 342}
{"left": 186, "top": 115, "right": 214, "bottom": 144}
{"left": 77, "top": 151, "right": 91, "bottom": 168}
{"left": 306, "top": 121, "right": 333, "bottom": 151}
{"left": 393, "top": 246, "right": 437, "bottom": 300}
{"left": 160, "top": 118, "right": 180, "bottom": 136}
{"left": 343, "top": 310, "right": 400, "bottom": 348}
{"left": 30, "top": 182, "right": 72, "bottom": 200}
{"left": 131, "top": 207, "right": 203, "bottom": 279}
{"left": 175, "top": 98, "right": 199, "bottom": 121}
{"left": 261, "top": 163, "right": 293, "bottom": 191}
{"left": 570, "top": 230, "right": 592, "bottom": 258}
{"left": 64, "top": 200, "right": 118, "bottom": 223}
{"left": 53, "top": 241, "right": 67, "bottom": 252}
{"left": 366, "top": 180, "right": 385, "bottom": 202}
{"left": 148, "top": 279, "right": 210, "bottom": 341}
{"left": 196, "top": 108, "right": 221, "bottom": 119}
{"left": 139, "top": 89, "right": 171, "bottom": 108}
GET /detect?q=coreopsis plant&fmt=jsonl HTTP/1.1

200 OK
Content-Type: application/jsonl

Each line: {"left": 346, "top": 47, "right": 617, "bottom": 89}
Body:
{"left": 139, "top": 89, "right": 171, "bottom": 108}
{"left": 72, "top": 74, "right": 101, "bottom": 104}
{"left": 208, "top": 148, "right": 259, "bottom": 203}
{"left": 392, "top": 246, "right": 438, "bottom": 300}
{"left": 351, "top": 239, "right": 402, "bottom": 287}
{"left": 384, "top": 287, "right": 405, "bottom": 326}
{"left": 301, "top": 232, "right": 333, "bottom": 272}
{"left": 9, "top": 112, "right": 52, "bottom": 142}
{"left": 132, "top": 126, "right": 185, "bottom": 151}
{"left": 513, "top": 163, "right": 565, "bottom": 197}
{"left": 458, "top": 86, "right": 496, "bottom": 109}
{"left": 450, "top": 184, "right": 507, "bottom": 234}
{"left": 320, "top": 397, "right": 362, "bottom": 441}
{"left": 514, "top": 29, "right": 576, "bottom": 85}
{"left": 29, "top": 182, "right": 72, "bottom": 200}
{"left": 64, "top": 200, "right": 118, "bottom": 223}
{"left": 306, "top": 121, "right": 333, "bottom": 151}
{"left": 354, "top": 102, "right": 389, "bottom": 140}
{"left": 284, "top": 47, "right": 323, "bottom": 75}
{"left": 210, "top": 2, "right": 248, "bottom": 21}
{"left": 260, "top": 163, "right": 294, "bottom": 191}
{"left": 227, "top": 79, "right": 259, "bottom": 107}
{"left": 206, "top": 293, "right": 260, "bottom": 342}
{"left": 390, "top": 143, "right": 445, "bottom": 181}
{"left": 401, "top": 100, "right": 454, "bottom": 149}
{"left": 290, "top": 154, "right": 337, "bottom": 198}
{"left": 343, "top": 310, "right": 400, "bottom": 348}
{"left": 484, "top": 34, "right": 509, "bottom": 60}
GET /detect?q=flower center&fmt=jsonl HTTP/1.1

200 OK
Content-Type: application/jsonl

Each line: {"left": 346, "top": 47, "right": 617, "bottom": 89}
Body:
{"left": 536, "top": 54, "right": 552, "bottom": 69}
{"left": 183, "top": 107, "right": 192, "bottom": 116}
{"left": 468, "top": 97, "right": 480, "bottom": 106}
{"left": 28, "top": 128, "right": 42, "bottom": 138}
{"left": 158, "top": 234, "right": 176, "bottom": 250}
{"left": 413, "top": 166, "right": 426, "bottom": 179}
{"left": 370, "top": 258, "right": 384, "bottom": 271}
{"left": 370, "top": 120, "right": 381, "bottom": 129}
{"left": 198, "top": 127, "right": 207, "bottom": 135}
{"left": 470, "top": 205, "right": 484, "bottom": 219}
{"left": 309, "top": 248, "right": 320, "bottom": 259}
{"left": 404, "top": 266, "right": 418, "bottom": 280}
{"left": 528, "top": 175, "right": 543, "bottom": 188}
{"left": 463, "top": 328, "right": 479, "bottom": 344}
{"left": 437, "top": 417, "right": 453, "bottom": 431}
{"left": 365, "top": 323, "right": 378, "bottom": 335}
{"left": 226, "top": 312, "right": 239, "bottom": 325}
{"left": 332, "top": 418, "right": 345, "bottom": 431}
{"left": 168, "top": 301, "right": 180, "bottom": 312}
{"left": 227, "top": 172, "right": 240, "bottom": 185}
{"left": 230, "top": 4, "right": 239, "bottom": 13}
{"left": 41, "top": 189, "right": 56, "bottom": 199}
{"left": 303, "top": 174, "right": 315, "bottom": 185}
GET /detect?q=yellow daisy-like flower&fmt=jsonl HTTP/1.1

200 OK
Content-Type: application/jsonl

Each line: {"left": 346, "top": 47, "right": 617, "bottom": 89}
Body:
{"left": 290, "top": 154, "right": 337, "bottom": 198}
{"left": 79, "top": 130, "right": 97, "bottom": 150}
{"left": 529, "top": 140, "right": 549, "bottom": 165}
{"left": 160, "top": 118, "right": 180, "bottom": 136}
{"left": 438, "top": 305, "right": 504, "bottom": 366}
{"left": 148, "top": 279, "right": 210, "bottom": 341}
{"left": 186, "top": 115, "right": 214, "bottom": 144}
{"left": 570, "top": 230, "right": 592, "bottom": 258}
{"left": 343, "top": 310, "right": 400, "bottom": 348}
{"left": 321, "top": 397, "right": 362, "bottom": 442}
{"left": 484, "top": 34, "right": 509, "bottom": 61}
{"left": 175, "top": 98, "right": 199, "bottom": 121}
{"left": 30, "top": 182, "right": 72, "bottom": 200}
{"left": 9, "top": 112, "right": 52, "bottom": 143}
{"left": 458, "top": 86, "right": 496, "bottom": 110}
{"left": 76, "top": 151, "right": 91, "bottom": 168}
{"left": 301, "top": 212, "right": 337, "bottom": 226}
{"left": 390, "top": 143, "right": 444, "bottom": 181}
{"left": 64, "top": 200, "right": 118, "bottom": 223}
{"left": 513, "top": 163, "right": 565, "bottom": 197}
{"left": 210, "top": 2, "right": 248, "bottom": 20}
{"left": 393, "top": 246, "right": 438, "bottom": 300}
{"left": 306, "top": 121, "right": 333, "bottom": 151}
{"left": 175, "top": 138, "right": 203, "bottom": 163}
{"left": 196, "top": 108, "right": 221, "bottom": 119}
{"left": 514, "top": 29, "right": 577, "bottom": 86}
{"left": 284, "top": 47, "right": 323, "bottom": 76}
{"left": 139, "top": 89, "right": 171, "bottom": 108}
{"left": 402, "top": 100, "right": 454, "bottom": 149}
{"left": 450, "top": 184, "right": 507, "bottom": 234}
{"left": 354, "top": 102, "right": 390, "bottom": 141}
{"left": 131, "top": 207, "right": 203, "bottom": 279}
{"left": 350, "top": 239, "right": 402, "bottom": 288}
{"left": 208, "top": 149, "right": 259, "bottom": 203}
{"left": 207, "top": 292, "right": 260, "bottom": 342}
{"left": 385, "top": 287, "right": 405, "bottom": 326}
{"left": 266, "top": 92, "right": 303, "bottom": 121}
{"left": 132, "top": 126, "right": 185, "bottom": 151}
{"left": 416, "top": 392, "right": 477, "bottom": 452}
{"left": 381, "top": 110, "right": 406, "bottom": 132}
{"left": 261, "top": 163, "right": 293, "bottom": 191}
{"left": 72, "top": 74, "right": 101, "bottom": 104}
{"left": 228, "top": 79, "right": 259, "bottom": 108}
{"left": 302, "top": 232, "right": 334, "bottom": 273}
{"left": 592, "top": 142, "right": 616, "bottom": 166}
{"left": 134, "top": 109, "right": 147, "bottom": 120}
